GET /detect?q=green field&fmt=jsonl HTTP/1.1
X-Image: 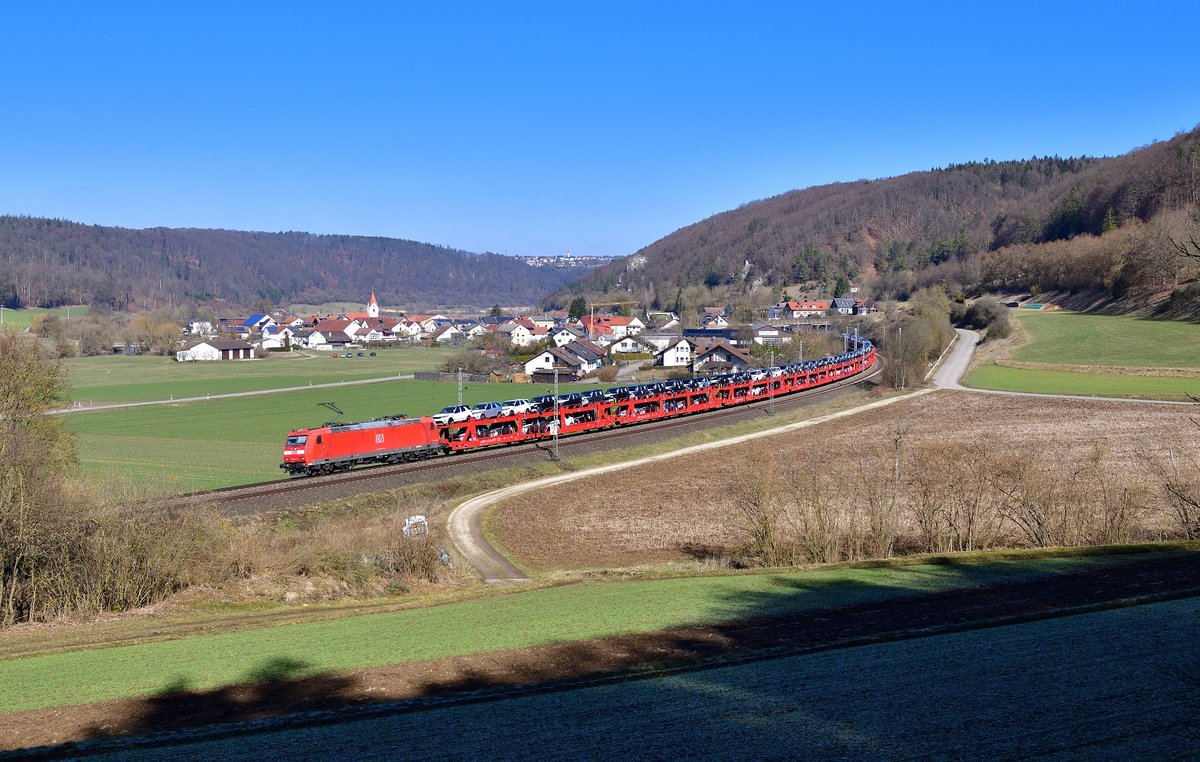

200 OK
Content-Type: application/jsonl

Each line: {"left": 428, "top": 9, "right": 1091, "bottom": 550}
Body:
{"left": 0, "top": 554, "right": 1146, "bottom": 714}
{"left": 65, "top": 378, "right": 597, "bottom": 490}
{"left": 1006, "top": 311, "right": 1200, "bottom": 368}
{"left": 64, "top": 347, "right": 458, "bottom": 404}
{"left": 965, "top": 311, "right": 1200, "bottom": 399}
{"left": 0, "top": 305, "right": 90, "bottom": 331}
{"left": 157, "top": 596, "right": 1197, "bottom": 760}
{"left": 966, "top": 363, "right": 1200, "bottom": 399}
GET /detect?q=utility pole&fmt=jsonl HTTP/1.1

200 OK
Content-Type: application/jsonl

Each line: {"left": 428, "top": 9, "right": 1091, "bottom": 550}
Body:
{"left": 457, "top": 367, "right": 464, "bottom": 406}
{"left": 551, "top": 367, "right": 561, "bottom": 461}
{"left": 766, "top": 345, "right": 776, "bottom": 417}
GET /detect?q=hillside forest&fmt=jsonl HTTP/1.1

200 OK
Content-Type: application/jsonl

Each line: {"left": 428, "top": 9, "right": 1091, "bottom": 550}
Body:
{"left": 567, "top": 125, "right": 1200, "bottom": 318}
{"left": 0, "top": 220, "right": 588, "bottom": 312}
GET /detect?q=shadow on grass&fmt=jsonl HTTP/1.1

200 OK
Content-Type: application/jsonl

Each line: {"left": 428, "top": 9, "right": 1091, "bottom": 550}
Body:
{"left": 72, "top": 657, "right": 359, "bottom": 746}
{"left": 14, "top": 552, "right": 1196, "bottom": 758}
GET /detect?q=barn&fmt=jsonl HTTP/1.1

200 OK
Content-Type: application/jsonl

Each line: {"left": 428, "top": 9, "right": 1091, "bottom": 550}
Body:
{"left": 176, "top": 339, "right": 256, "bottom": 362}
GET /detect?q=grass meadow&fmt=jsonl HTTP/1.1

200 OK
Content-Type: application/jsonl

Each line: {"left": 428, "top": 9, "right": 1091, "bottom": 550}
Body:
{"left": 0, "top": 553, "right": 1144, "bottom": 714}
{"left": 966, "top": 363, "right": 1200, "bottom": 399}
{"left": 64, "top": 346, "right": 458, "bottom": 404}
{"left": 169, "top": 596, "right": 1197, "bottom": 760}
{"left": 965, "top": 310, "right": 1200, "bottom": 399}
{"left": 0, "top": 305, "right": 90, "bottom": 331}
{"left": 64, "top": 378, "right": 597, "bottom": 490}
{"left": 1006, "top": 310, "right": 1200, "bottom": 367}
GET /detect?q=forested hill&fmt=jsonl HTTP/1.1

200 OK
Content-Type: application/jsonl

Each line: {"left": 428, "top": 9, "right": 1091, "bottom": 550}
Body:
{"left": 0, "top": 219, "right": 586, "bottom": 310}
{"left": 567, "top": 124, "right": 1200, "bottom": 307}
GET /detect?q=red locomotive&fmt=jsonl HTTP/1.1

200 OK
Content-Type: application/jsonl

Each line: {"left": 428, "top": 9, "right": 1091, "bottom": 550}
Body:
{"left": 282, "top": 415, "right": 441, "bottom": 476}
{"left": 282, "top": 338, "right": 876, "bottom": 477}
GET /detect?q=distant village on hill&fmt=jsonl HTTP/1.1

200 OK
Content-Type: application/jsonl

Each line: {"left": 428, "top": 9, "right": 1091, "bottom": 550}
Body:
{"left": 177, "top": 290, "right": 881, "bottom": 382}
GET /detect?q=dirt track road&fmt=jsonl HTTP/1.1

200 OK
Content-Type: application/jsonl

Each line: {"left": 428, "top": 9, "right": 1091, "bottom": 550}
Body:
{"left": 935, "top": 327, "right": 1193, "bottom": 405}
{"left": 447, "top": 380, "right": 928, "bottom": 581}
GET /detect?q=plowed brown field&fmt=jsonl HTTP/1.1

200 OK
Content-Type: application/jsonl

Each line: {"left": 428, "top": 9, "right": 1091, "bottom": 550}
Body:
{"left": 490, "top": 391, "right": 1196, "bottom": 571}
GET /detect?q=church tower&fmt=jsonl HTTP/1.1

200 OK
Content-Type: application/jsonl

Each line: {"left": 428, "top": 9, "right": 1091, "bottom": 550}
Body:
{"left": 368, "top": 291, "right": 380, "bottom": 318}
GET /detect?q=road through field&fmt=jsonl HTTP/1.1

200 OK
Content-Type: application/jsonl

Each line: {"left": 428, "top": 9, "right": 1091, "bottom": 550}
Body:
{"left": 448, "top": 377, "right": 928, "bottom": 581}
{"left": 48, "top": 373, "right": 417, "bottom": 414}
{"left": 943, "top": 327, "right": 1196, "bottom": 405}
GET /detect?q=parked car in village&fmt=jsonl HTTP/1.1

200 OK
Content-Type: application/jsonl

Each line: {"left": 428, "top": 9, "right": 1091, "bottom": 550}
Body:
{"left": 469, "top": 401, "right": 503, "bottom": 419}
{"left": 432, "top": 405, "right": 473, "bottom": 424}
{"left": 500, "top": 398, "right": 534, "bottom": 415}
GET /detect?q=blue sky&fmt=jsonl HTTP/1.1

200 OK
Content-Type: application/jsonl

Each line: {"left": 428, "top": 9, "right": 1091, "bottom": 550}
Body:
{"left": 2, "top": 1, "right": 1198, "bottom": 257}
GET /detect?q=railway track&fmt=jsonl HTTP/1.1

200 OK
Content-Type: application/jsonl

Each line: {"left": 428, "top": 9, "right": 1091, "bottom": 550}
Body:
{"left": 183, "top": 363, "right": 881, "bottom": 515}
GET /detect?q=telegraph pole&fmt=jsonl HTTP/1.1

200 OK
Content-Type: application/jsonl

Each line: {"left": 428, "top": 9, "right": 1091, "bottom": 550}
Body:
{"left": 551, "top": 367, "right": 561, "bottom": 460}
{"left": 766, "top": 345, "right": 776, "bottom": 417}
{"left": 457, "top": 367, "right": 464, "bottom": 406}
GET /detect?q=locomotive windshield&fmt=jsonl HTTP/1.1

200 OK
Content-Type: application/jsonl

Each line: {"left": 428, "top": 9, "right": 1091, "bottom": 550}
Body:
{"left": 286, "top": 435, "right": 308, "bottom": 446}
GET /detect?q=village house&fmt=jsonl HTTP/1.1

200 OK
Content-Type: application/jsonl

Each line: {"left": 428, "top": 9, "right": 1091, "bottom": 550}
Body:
{"left": 256, "top": 325, "right": 294, "bottom": 351}
{"left": 427, "top": 323, "right": 462, "bottom": 343}
{"left": 655, "top": 336, "right": 696, "bottom": 368}
{"left": 523, "top": 339, "right": 607, "bottom": 376}
{"left": 829, "top": 297, "right": 856, "bottom": 316}
{"left": 550, "top": 325, "right": 587, "bottom": 347}
{"left": 770, "top": 300, "right": 831, "bottom": 319}
{"left": 606, "top": 334, "right": 657, "bottom": 355}
{"left": 242, "top": 313, "right": 276, "bottom": 333}
{"left": 750, "top": 323, "right": 789, "bottom": 345}
{"left": 854, "top": 298, "right": 879, "bottom": 315}
{"left": 692, "top": 341, "right": 752, "bottom": 374}
{"left": 498, "top": 320, "right": 536, "bottom": 347}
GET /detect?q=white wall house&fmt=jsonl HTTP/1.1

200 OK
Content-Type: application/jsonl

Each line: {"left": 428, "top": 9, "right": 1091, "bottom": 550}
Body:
{"left": 656, "top": 337, "right": 694, "bottom": 368}
{"left": 500, "top": 322, "right": 536, "bottom": 347}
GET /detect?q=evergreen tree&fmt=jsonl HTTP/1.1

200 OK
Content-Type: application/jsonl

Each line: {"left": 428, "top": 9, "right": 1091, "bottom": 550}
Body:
{"left": 1102, "top": 207, "right": 1118, "bottom": 233}
{"left": 568, "top": 296, "right": 588, "bottom": 320}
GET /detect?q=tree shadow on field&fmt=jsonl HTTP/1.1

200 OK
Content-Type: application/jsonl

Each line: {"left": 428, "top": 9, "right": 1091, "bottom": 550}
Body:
{"left": 77, "top": 656, "right": 360, "bottom": 742}
{"left": 15, "top": 553, "right": 1200, "bottom": 759}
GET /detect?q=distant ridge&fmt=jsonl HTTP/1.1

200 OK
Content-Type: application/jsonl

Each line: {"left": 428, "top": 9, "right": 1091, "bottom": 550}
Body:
{"left": 0, "top": 218, "right": 590, "bottom": 310}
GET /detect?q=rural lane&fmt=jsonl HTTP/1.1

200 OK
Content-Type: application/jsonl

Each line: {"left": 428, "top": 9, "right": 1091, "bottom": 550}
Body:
{"left": 452, "top": 329, "right": 1195, "bottom": 581}
{"left": 49, "top": 373, "right": 416, "bottom": 414}
{"left": 447, "top": 384, "right": 933, "bottom": 582}
{"left": 934, "top": 327, "right": 1195, "bottom": 405}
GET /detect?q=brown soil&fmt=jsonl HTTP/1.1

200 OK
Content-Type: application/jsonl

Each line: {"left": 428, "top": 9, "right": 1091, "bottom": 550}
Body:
{"left": 5, "top": 551, "right": 1198, "bottom": 754}
{"left": 491, "top": 392, "right": 1197, "bottom": 571}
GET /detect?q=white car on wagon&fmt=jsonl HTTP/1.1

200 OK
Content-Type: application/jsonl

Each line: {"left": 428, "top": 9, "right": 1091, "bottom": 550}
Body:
{"left": 500, "top": 398, "right": 535, "bottom": 415}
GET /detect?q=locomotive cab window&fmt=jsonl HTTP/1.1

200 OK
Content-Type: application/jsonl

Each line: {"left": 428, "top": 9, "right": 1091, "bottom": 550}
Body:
{"left": 286, "top": 435, "right": 308, "bottom": 447}
{"left": 316, "top": 435, "right": 323, "bottom": 444}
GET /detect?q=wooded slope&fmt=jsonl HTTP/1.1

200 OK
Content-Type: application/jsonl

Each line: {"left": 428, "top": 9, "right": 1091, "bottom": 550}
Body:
{"left": 569, "top": 125, "right": 1200, "bottom": 307}
{"left": 0, "top": 219, "right": 584, "bottom": 310}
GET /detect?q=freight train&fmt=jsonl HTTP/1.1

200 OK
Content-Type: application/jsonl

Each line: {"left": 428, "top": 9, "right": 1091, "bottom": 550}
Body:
{"left": 281, "top": 337, "right": 876, "bottom": 477}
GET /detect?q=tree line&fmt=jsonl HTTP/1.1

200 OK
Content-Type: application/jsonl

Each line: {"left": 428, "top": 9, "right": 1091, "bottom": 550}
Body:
{"left": 0, "top": 331, "right": 455, "bottom": 626}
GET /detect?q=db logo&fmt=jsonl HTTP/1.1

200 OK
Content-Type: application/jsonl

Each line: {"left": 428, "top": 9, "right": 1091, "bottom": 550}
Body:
{"left": 375, "top": 434, "right": 385, "bottom": 444}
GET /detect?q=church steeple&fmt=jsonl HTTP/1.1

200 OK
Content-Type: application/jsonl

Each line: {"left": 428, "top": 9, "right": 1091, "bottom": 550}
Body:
{"left": 368, "top": 291, "right": 379, "bottom": 318}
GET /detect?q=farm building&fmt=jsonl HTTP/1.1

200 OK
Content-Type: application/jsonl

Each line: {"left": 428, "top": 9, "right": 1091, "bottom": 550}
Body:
{"left": 176, "top": 339, "right": 256, "bottom": 362}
